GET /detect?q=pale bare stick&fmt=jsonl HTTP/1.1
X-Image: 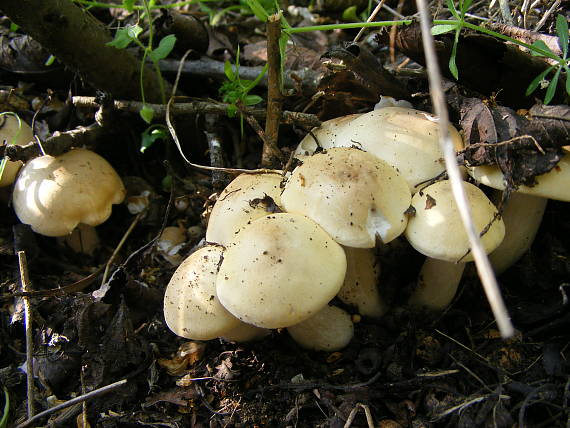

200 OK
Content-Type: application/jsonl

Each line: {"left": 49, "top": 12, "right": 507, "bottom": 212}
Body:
{"left": 353, "top": 0, "right": 388, "bottom": 43}
{"left": 18, "top": 251, "right": 34, "bottom": 418}
{"left": 415, "top": 0, "right": 514, "bottom": 338}
{"left": 14, "top": 379, "right": 127, "bottom": 428}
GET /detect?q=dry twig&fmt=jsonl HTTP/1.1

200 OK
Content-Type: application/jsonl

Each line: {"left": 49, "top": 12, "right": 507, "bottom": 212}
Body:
{"left": 18, "top": 251, "right": 34, "bottom": 418}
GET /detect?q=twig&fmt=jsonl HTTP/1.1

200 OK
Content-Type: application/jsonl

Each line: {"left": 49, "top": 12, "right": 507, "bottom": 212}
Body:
{"left": 14, "top": 379, "right": 128, "bottom": 428}
{"left": 204, "top": 114, "right": 230, "bottom": 189}
{"left": 353, "top": 0, "right": 388, "bottom": 43}
{"left": 497, "top": 0, "right": 514, "bottom": 25}
{"left": 18, "top": 251, "right": 34, "bottom": 418}
{"left": 236, "top": 101, "right": 283, "bottom": 162}
{"left": 263, "top": 13, "right": 285, "bottom": 167}
{"left": 415, "top": 0, "right": 514, "bottom": 338}
{"left": 72, "top": 97, "right": 321, "bottom": 128}
{"left": 343, "top": 403, "right": 375, "bottom": 428}
{"left": 533, "top": 0, "right": 561, "bottom": 32}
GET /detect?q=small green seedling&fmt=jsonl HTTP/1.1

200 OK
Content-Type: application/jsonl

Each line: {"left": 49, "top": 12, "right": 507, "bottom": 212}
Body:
{"left": 140, "top": 124, "right": 169, "bottom": 153}
{"left": 0, "top": 387, "right": 9, "bottom": 428}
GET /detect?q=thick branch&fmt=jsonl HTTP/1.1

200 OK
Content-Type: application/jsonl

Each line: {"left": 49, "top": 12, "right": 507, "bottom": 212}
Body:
{"left": 0, "top": 0, "right": 169, "bottom": 102}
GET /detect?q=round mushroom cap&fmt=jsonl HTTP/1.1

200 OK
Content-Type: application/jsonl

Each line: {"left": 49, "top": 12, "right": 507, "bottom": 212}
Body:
{"left": 338, "top": 247, "right": 386, "bottom": 318}
{"left": 282, "top": 147, "right": 411, "bottom": 248}
{"left": 12, "top": 148, "right": 126, "bottom": 236}
{"left": 294, "top": 107, "right": 464, "bottom": 193}
{"left": 0, "top": 115, "right": 34, "bottom": 187}
{"left": 468, "top": 155, "right": 570, "bottom": 202}
{"left": 206, "top": 172, "right": 283, "bottom": 246}
{"left": 216, "top": 213, "right": 347, "bottom": 329}
{"left": 294, "top": 113, "right": 362, "bottom": 157}
{"left": 221, "top": 323, "right": 270, "bottom": 343}
{"left": 287, "top": 305, "right": 354, "bottom": 351}
{"left": 405, "top": 180, "right": 505, "bottom": 262}
{"left": 163, "top": 245, "right": 244, "bottom": 340}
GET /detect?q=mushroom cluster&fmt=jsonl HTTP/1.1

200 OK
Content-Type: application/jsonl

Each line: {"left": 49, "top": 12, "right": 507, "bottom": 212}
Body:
{"left": 164, "top": 105, "right": 560, "bottom": 351}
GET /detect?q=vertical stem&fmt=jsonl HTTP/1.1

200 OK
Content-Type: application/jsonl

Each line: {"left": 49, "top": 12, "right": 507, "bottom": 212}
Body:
{"left": 18, "top": 251, "right": 34, "bottom": 418}
{"left": 263, "top": 13, "right": 284, "bottom": 167}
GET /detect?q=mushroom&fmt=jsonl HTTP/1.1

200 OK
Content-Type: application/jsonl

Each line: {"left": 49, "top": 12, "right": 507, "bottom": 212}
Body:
{"left": 281, "top": 147, "right": 411, "bottom": 248}
{"left": 338, "top": 247, "right": 386, "bottom": 318}
{"left": 206, "top": 172, "right": 283, "bottom": 246}
{"left": 12, "top": 148, "right": 126, "bottom": 236}
{"left": 405, "top": 180, "right": 505, "bottom": 309}
{"left": 287, "top": 305, "right": 354, "bottom": 351}
{"left": 164, "top": 244, "right": 260, "bottom": 340}
{"left": 0, "top": 114, "right": 33, "bottom": 187}
{"left": 294, "top": 113, "right": 362, "bottom": 157}
{"left": 157, "top": 225, "right": 187, "bottom": 265}
{"left": 216, "top": 213, "right": 347, "bottom": 329}
{"left": 294, "top": 107, "right": 464, "bottom": 194}
{"left": 60, "top": 222, "right": 101, "bottom": 256}
{"left": 488, "top": 191, "right": 547, "bottom": 275}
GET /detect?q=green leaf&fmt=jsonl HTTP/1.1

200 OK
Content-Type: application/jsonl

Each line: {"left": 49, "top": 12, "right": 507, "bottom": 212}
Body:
{"left": 122, "top": 0, "right": 135, "bottom": 12}
{"left": 226, "top": 104, "right": 238, "bottom": 118}
{"left": 459, "top": 0, "right": 473, "bottom": 15}
{"left": 0, "top": 387, "right": 9, "bottom": 428}
{"left": 140, "top": 126, "right": 168, "bottom": 153}
{"left": 530, "top": 40, "right": 553, "bottom": 57}
{"left": 140, "top": 105, "right": 154, "bottom": 124}
{"left": 449, "top": 29, "right": 460, "bottom": 80}
{"left": 525, "top": 65, "right": 555, "bottom": 95}
{"left": 243, "top": 94, "right": 263, "bottom": 105}
{"left": 9, "top": 22, "right": 19, "bottom": 32}
{"left": 44, "top": 55, "right": 56, "bottom": 66}
{"left": 556, "top": 14, "right": 568, "bottom": 58}
{"left": 224, "top": 60, "right": 236, "bottom": 81}
{"left": 544, "top": 67, "right": 561, "bottom": 104}
{"left": 149, "top": 35, "right": 177, "bottom": 62}
{"left": 431, "top": 24, "right": 458, "bottom": 35}
{"left": 446, "top": 0, "right": 460, "bottom": 19}
{"left": 566, "top": 66, "right": 570, "bottom": 95}
{"left": 106, "top": 25, "right": 142, "bottom": 49}
{"left": 342, "top": 6, "right": 359, "bottom": 22}
{"left": 246, "top": 0, "right": 269, "bottom": 22}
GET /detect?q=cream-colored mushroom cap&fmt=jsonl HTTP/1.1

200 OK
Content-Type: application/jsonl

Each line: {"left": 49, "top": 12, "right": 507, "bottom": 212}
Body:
{"left": 206, "top": 172, "right": 283, "bottom": 246}
{"left": 282, "top": 147, "right": 411, "bottom": 248}
{"left": 468, "top": 155, "right": 570, "bottom": 202}
{"left": 294, "top": 113, "right": 362, "bottom": 157}
{"left": 294, "top": 107, "right": 464, "bottom": 193}
{"left": 405, "top": 180, "right": 505, "bottom": 262}
{"left": 163, "top": 245, "right": 244, "bottom": 340}
{"left": 287, "top": 305, "right": 354, "bottom": 351}
{"left": 0, "top": 115, "right": 33, "bottom": 187}
{"left": 12, "top": 148, "right": 126, "bottom": 236}
{"left": 221, "top": 323, "right": 270, "bottom": 343}
{"left": 338, "top": 247, "right": 385, "bottom": 318}
{"left": 216, "top": 213, "right": 347, "bottom": 329}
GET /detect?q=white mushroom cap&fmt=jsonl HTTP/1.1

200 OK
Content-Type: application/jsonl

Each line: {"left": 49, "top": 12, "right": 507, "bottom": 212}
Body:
{"left": 404, "top": 180, "right": 505, "bottom": 262}
{"left": 338, "top": 247, "right": 386, "bottom": 318}
{"left": 294, "top": 107, "right": 464, "bottom": 193}
{"left": 0, "top": 115, "right": 33, "bottom": 187}
{"left": 294, "top": 113, "right": 362, "bottom": 157}
{"left": 163, "top": 245, "right": 244, "bottom": 340}
{"left": 468, "top": 155, "right": 570, "bottom": 202}
{"left": 206, "top": 172, "right": 283, "bottom": 246}
{"left": 282, "top": 147, "right": 411, "bottom": 248}
{"left": 12, "top": 148, "right": 126, "bottom": 236}
{"left": 287, "top": 305, "right": 354, "bottom": 351}
{"left": 216, "top": 213, "right": 347, "bottom": 329}
{"left": 221, "top": 323, "right": 270, "bottom": 343}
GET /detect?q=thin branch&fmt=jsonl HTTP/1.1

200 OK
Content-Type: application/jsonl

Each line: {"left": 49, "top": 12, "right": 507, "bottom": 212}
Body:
{"left": 263, "top": 13, "right": 285, "bottom": 166}
{"left": 415, "top": 0, "right": 514, "bottom": 338}
{"left": 18, "top": 251, "right": 34, "bottom": 418}
{"left": 14, "top": 379, "right": 128, "bottom": 428}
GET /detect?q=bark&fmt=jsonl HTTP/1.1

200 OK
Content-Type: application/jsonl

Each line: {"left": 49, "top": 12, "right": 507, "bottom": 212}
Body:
{"left": 0, "top": 0, "right": 169, "bottom": 103}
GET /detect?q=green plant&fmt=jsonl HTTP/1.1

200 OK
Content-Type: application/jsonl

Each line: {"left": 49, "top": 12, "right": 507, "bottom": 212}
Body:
{"left": 140, "top": 124, "right": 169, "bottom": 153}
{"left": 0, "top": 387, "right": 9, "bottom": 428}
{"left": 219, "top": 48, "right": 268, "bottom": 135}
{"left": 105, "top": 0, "right": 177, "bottom": 123}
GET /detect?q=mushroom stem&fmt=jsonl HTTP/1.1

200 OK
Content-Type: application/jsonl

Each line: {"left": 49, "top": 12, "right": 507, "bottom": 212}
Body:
{"left": 409, "top": 258, "right": 466, "bottom": 310}
{"left": 489, "top": 191, "right": 547, "bottom": 275}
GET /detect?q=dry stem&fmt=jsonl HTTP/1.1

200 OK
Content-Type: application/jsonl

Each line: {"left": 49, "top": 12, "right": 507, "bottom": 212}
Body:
{"left": 18, "top": 251, "right": 34, "bottom": 418}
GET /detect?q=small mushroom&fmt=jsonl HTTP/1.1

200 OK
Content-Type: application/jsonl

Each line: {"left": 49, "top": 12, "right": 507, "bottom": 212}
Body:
{"left": 294, "top": 107, "right": 464, "bottom": 193}
{"left": 405, "top": 181, "right": 505, "bottom": 309}
{"left": 0, "top": 115, "right": 33, "bottom": 187}
{"left": 157, "top": 225, "right": 187, "bottom": 265}
{"left": 287, "top": 305, "right": 354, "bottom": 351}
{"left": 282, "top": 147, "right": 411, "bottom": 248}
{"left": 216, "top": 213, "right": 347, "bottom": 329}
{"left": 164, "top": 244, "right": 254, "bottom": 340}
{"left": 12, "top": 148, "right": 126, "bottom": 236}
{"left": 206, "top": 172, "right": 283, "bottom": 246}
